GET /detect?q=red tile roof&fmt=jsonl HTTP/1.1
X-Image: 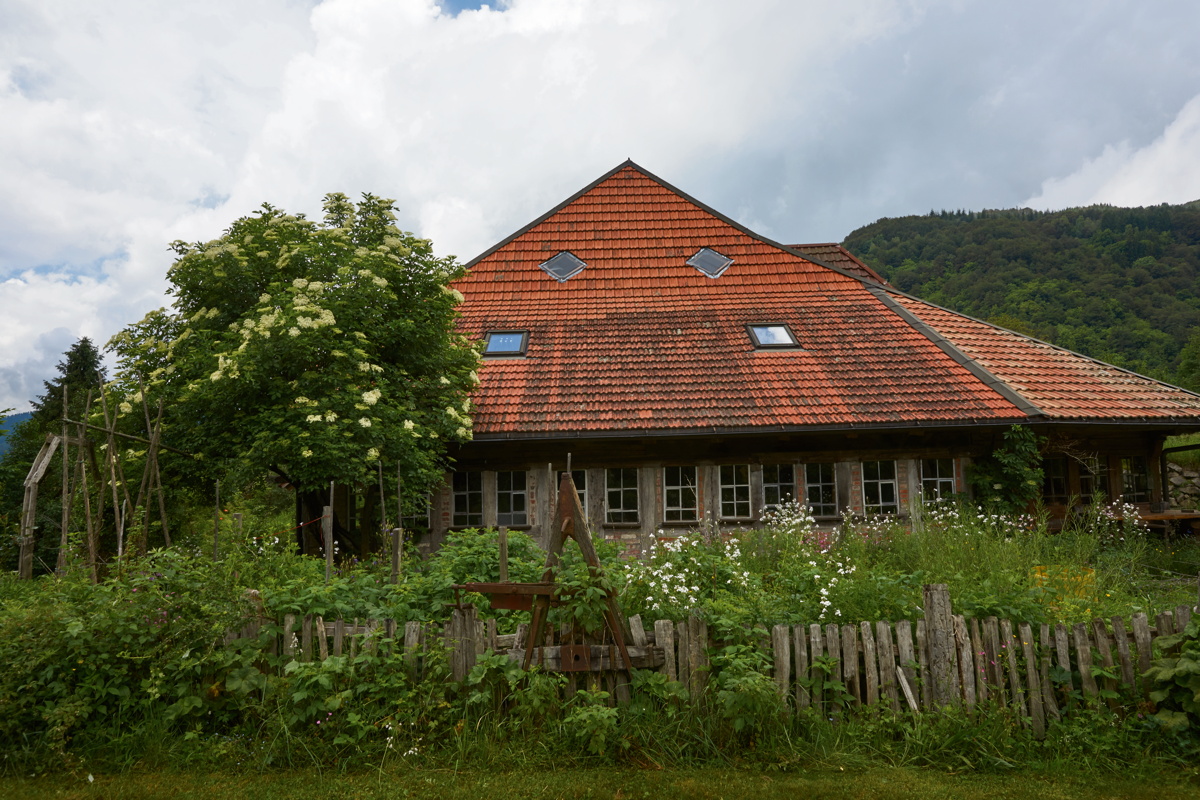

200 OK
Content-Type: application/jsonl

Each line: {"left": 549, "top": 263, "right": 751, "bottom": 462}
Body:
{"left": 453, "top": 162, "right": 1200, "bottom": 439}
{"left": 790, "top": 243, "right": 889, "bottom": 285}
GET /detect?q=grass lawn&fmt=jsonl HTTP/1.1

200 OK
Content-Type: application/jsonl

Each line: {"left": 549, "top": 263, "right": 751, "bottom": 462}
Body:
{"left": 5, "top": 767, "right": 1200, "bottom": 800}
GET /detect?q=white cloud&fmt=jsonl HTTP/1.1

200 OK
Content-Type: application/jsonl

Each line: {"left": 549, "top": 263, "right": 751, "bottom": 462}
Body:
{"left": 3, "top": 0, "right": 1200, "bottom": 411}
{"left": 1025, "top": 94, "right": 1200, "bottom": 210}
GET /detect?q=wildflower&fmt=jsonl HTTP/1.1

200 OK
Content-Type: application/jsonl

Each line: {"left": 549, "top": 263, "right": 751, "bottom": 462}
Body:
{"left": 358, "top": 418, "right": 371, "bottom": 428}
{"left": 302, "top": 449, "right": 313, "bottom": 458}
{"left": 325, "top": 411, "right": 338, "bottom": 422}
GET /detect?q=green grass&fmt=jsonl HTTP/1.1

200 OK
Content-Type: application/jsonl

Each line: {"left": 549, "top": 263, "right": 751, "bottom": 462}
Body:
{"left": 1166, "top": 434, "right": 1200, "bottom": 471}
{"left": 5, "top": 766, "right": 1199, "bottom": 800}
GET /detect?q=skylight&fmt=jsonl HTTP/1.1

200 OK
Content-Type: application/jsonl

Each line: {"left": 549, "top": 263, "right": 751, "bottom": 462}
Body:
{"left": 483, "top": 330, "right": 529, "bottom": 356}
{"left": 539, "top": 251, "right": 586, "bottom": 282}
{"left": 747, "top": 324, "right": 800, "bottom": 349}
{"left": 687, "top": 248, "right": 733, "bottom": 278}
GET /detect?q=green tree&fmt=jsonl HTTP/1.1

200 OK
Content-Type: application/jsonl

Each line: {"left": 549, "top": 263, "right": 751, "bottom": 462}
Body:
{"left": 108, "top": 193, "right": 480, "bottom": 543}
{"left": 0, "top": 338, "right": 107, "bottom": 572}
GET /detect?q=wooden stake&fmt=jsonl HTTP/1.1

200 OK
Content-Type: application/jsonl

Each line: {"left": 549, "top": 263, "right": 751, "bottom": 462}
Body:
{"left": 323, "top": 504, "right": 333, "bottom": 584}
{"left": 58, "top": 384, "right": 70, "bottom": 573}
{"left": 213, "top": 480, "right": 220, "bottom": 560}
{"left": 498, "top": 526, "right": 509, "bottom": 582}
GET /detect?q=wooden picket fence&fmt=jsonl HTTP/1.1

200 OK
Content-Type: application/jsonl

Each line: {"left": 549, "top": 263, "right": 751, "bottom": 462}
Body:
{"left": 234, "top": 584, "right": 1196, "bottom": 736}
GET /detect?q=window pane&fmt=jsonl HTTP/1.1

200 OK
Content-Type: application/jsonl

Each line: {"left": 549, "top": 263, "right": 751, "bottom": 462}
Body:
{"left": 720, "top": 464, "right": 751, "bottom": 518}
{"left": 861, "top": 460, "right": 898, "bottom": 515}
{"left": 606, "top": 468, "right": 639, "bottom": 524}
{"left": 921, "top": 458, "right": 956, "bottom": 501}
{"left": 804, "top": 463, "right": 837, "bottom": 517}
{"left": 452, "top": 471, "right": 483, "bottom": 527}
{"left": 664, "top": 466, "right": 698, "bottom": 522}
{"left": 763, "top": 464, "right": 796, "bottom": 511}
{"left": 496, "top": 470, "right": 527, "bottom": 526}
{"left": 484, "top": 332, "right": 526, "bottom": 354}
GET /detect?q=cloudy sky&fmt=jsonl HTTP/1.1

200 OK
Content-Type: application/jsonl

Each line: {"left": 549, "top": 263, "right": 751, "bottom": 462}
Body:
{"left": 2, "top": 0, "right": 1199, "bottom": 410}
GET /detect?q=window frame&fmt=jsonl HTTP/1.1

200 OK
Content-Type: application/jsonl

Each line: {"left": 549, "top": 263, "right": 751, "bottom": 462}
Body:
{"left": 746, "top": 323, "right": 801, "bottom": 349}
{"left": 920, "top": 458, "right": 956, "bottom": 501}
{"left": 1120, "top": 456, "right": 1151, "bottom": 503}
{"left": 1079, "top": 455, "right": 1109, "bottom": 504}
{"left": 570, "top": 469, "right": 588, "bottom": 516}
{"left": 762, "top": 463, "right": 796, "bottom": 513}
{"left": 451, "top": 471, "right": 483, "bottom": 527}
{"left": 663, "top": 466, "right": 699, "bottom": 523}
{"left": 605, "top": 468, "right": 639, "bottom": 525}
{"left": 1042, "top": 456, "right": 1069, "bottom": 505}
{"left": 861, "top": 460, "right": 899, "bottom": 515}
{"left": 496, "top": 470, "right": 529, "bottom": 527}
{"left": 482, "top": 330, "right": 529, "bottom": 357}
{"left": 719, "top": 464, "right": 752, "bottom": 519}
{"left": 804, "top": 462, "right": 838, "bottom": 518}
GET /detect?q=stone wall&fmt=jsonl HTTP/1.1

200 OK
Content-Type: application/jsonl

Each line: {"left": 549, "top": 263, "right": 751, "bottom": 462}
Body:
{"left": 1167, "top": 461, "right": 1200, "bottom": 510}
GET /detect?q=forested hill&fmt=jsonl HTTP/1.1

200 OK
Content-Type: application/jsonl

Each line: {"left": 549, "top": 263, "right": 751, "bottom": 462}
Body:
{"left": 842, "top": 200, "right": 1200, "bottom": 389}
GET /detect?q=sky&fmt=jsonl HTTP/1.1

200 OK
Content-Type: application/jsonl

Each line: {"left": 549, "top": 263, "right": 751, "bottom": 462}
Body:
{"left": 2, "top": 0, "right": 1200, "bottom": 411}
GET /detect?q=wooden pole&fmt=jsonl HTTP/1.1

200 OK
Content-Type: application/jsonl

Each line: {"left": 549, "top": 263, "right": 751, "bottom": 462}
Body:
{"left": 390, "top": 527, "right": 402, "bottom": 584}
{"left": 378, "top": 462, "right": 387, "bottom": 533}
{"left": 213, "top": 480, "right": 220, "bottom": 560}
{"left": 323, "top": 505, "right": 333, "bottom": 584}
{"left": 498, "top": 526, "right": 509, "bottom": 582}
{"left": 58, "top": 384, "right": 70, "bottom": 573}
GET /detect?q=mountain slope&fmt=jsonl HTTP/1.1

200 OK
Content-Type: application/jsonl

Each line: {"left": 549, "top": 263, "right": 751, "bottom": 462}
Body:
{"left": 842, "top": 201, "right": 1200, "bottom": 385}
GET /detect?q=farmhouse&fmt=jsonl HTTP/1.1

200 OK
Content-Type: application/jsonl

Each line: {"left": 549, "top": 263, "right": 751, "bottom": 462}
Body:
{"left": 415, "top": 161, "right": 1200, "bottom": 552}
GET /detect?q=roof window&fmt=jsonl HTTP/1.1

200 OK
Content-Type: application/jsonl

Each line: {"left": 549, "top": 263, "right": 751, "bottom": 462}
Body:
{"left": 539, "top": 251, "right": 586, "bottom": 282}
{"left": 483, "top": 330, "right": 529, "bottom": 357}
{"left": 747, "top": 324, "right": 800, "bottom": 349}
{"left": 687, "top": 247, "right": 733, "bottom": 278}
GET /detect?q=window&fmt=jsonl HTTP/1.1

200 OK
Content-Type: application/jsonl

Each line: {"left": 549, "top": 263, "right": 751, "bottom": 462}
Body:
{"left": 605, "top": 468, "right": 639, "bottom": 524}
{"left": 719, "top": 465, "right": 751, "bottom": 518}
{"left": 496, "top": 471, "right": 528, "bottom": 526}
{"left": 570, "top": 469, "right": 587, "bottom": 515}
{"left": 452, "top": 472, "right": 483, "bottom": 527}
{"left": 482, "top": 330, "right": 528, "bottom": 357}
{"left": 762, "top": 464, "right": 796, "bottom": 512}
{"left": 921, "top": 458, "right": 956, "bottom": 501}
{"left": 862, "top": 460, "right": 899, "bottom": 515}
{"left": 538, "top": 251, "right": 586, "bottom": 282}
{"left": 747, "top": 324, "right": 800, "bottom": 349}
{"left": 686, "top": 247, "right": 733, "bottom": 278}
{"left": 1080, "top": 456, "right": 1109, "bottom": 504}
{"left": 401, "top": 497, "right": 431, "bottom": 536}
{"left": 1121, "top": 456, "right": 1150, "bottom": 503}
{"left": 663, "top": 466, "right": 699, "bottom": 522}
{"left": 804, "top": 463, "right": 838, "bottom": 517}
{"left": 1042, "top": 457, "right": 1069, "bottom": 504}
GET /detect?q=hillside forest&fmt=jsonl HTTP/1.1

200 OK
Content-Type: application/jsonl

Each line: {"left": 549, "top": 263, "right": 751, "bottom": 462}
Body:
{"left": 843, "top": 200, "right": 1200, "bottom": 390}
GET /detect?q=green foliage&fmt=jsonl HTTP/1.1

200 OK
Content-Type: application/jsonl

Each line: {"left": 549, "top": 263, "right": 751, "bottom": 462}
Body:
{"left": 1144, "top": 616, "right": 1200, "bottom": 731}
{"left": 106, "top": 193, "right": 480, "bottom": 505}
{"left": 709, "top": 643, "right": 785, "bottom": 742}
{"left": 844, "top": 200, "right": 1200, "bottom": 383}
{"left": 966, "top": 425, "right": 1046, "bottom": 513}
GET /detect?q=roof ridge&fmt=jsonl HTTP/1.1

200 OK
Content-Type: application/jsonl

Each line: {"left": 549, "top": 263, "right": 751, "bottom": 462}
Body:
{"left": 867, "top": 285, "right": 1044, "bottom": 417}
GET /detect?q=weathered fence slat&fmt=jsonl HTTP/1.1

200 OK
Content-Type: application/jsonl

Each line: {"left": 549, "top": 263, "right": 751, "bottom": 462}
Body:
{"left": 1053, "top": 623, "right": 1073, "bottom": 695}
{"left": 1131, "top": 613, "right": 1153, "bottom": 684}
{"left": 1000, "top": 619, "right": 1026, "bottom": 721}
{"left": 628, "top": 615, "right": 647, "bottom": 648}
{"left": 301, "top": 614, "right": 314, "bottom": 662}
{"left": 808, "top": 624, "right": 825, "bottom": 711}
{"left": 1038, "top": 623, "right": 1060, "bottom": 722}
{"left": 841, "top": 623, "right": 861, "bottom": 708}
{"left": 282, "top": 613, "right": 297, "bottom": 658}
{"left": 915, "top": 619, "right": 931, "bottom": 710}
{"left": 1091, "top": 618, "right": 1119, "bottom": 708}
{"left": 404, "top": 621, "right": 421, "bottom": 678}
{"left": 1073, "top": 622, "right": 1098, "bottom": 700}
{"left": 333, "top": 618, "right": 345, "bottom": 657}
{"left": 1156, "top": 611, "right": 1175, "bottom": 639}
{"left": 969, "top": 617, "right": 988, "bottom": 703}
{"left": 860, "top": 621, "right": 879, "bottom": 706}
{"left": 773, "top": 624, "right": 791, "bottom": 700}
{"left": 1110, "top": 616, "right": 1136, "bottom": 690}
{"left": 316, "top": 616, "right": 329, "bottom": 661}
{"left": 876, "top": 620, "right": 898, "bottom": 712}
{"left": 689, "top": 617, "right": 708, "bottom": 695}
{"left": 656, "top": 620, "right": 677, "bottom": 682}
{"left": 1175, "top": 605, "right": 1193, "bottom": 636}
{"left": 923, "top": 585, "right": 957, "bottom": 707}
{"left": 794, "top": 624, "right": 810, "bottom": 710}
{"left": 894, "top": 620, "right": 917, "bottom": 711}
{"left": 825, "top": 623, "right": 843, "bottom": 717}
{"left": 676, "top": 620, "right": 690, "bottom": 693}
{"left": 953, "top": 615, "right": 976, "bottom": 709}
{"left": 984, "top": 617, "right": 1006, "bottom": 705}
{"left": 1019, "top": 622, "right": 1045, "bottom": 739}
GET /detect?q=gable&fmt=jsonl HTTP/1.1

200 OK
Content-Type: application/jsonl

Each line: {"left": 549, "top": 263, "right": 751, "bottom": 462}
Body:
{"left": 453, "top": 162, "right": 1200, "bottom": 440}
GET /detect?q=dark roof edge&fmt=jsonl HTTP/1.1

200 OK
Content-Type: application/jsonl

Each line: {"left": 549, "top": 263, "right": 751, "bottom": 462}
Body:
{"left": 465, "top": 416, "right": 1200, "bottom": 443}
{"left": 790, "top": 242, "right": 890, "bottom": 285}
{"left": 877, "top": 286, "right": 1200, "bottom": 400}
{"left": 867, "top": 285, "right": 1045, "bottom": 418}
{"left": 463, "top": 160, "right": 880, "bottom": 288}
